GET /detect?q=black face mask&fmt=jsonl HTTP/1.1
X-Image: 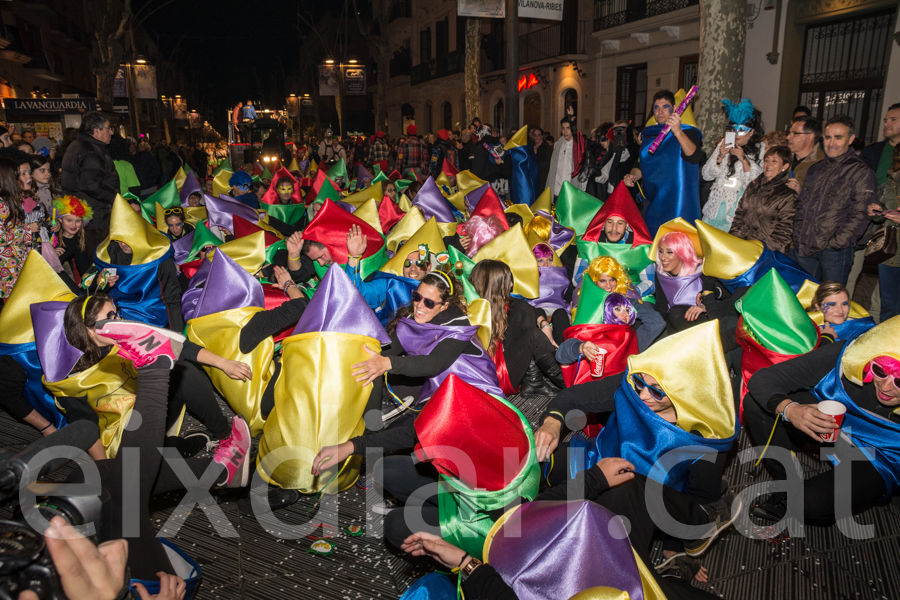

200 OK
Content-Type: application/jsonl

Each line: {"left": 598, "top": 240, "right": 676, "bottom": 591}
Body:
{"left": 613, "top": 127, "right": 629, "bottom": 149}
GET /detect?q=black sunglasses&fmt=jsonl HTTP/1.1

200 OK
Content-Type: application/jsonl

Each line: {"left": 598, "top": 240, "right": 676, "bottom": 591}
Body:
{"left": 411, "top": 290, "right": 442, "bottom": 310}
{"left": 871, "top": 363, "right": 900, "bottom": 388}
{"left": 632, "top": 373, "right": 666, "bottom": 401}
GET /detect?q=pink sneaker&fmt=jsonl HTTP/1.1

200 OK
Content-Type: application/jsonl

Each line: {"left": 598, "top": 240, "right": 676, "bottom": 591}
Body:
{"left": 213, "top": 416, "right": 251, "bottom": 488}
{"left": 94, "top": 320, "right": 184, "bottom": 369}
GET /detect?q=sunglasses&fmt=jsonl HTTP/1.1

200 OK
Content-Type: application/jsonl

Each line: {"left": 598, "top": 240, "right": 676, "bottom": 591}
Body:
{"left": 411, "top": 290, "right": 442, "bottom": 309}
{"left": 871, "top": 363, "right": 900, "bottom": 388}
{"left": 403, "top": 258, "right": 429, "bottom": 269}
{"left": 632, "top": 373, "right": 666, "bottom": 401}
{"left": 164, "top": 208, "right": 184, "bottom": 216}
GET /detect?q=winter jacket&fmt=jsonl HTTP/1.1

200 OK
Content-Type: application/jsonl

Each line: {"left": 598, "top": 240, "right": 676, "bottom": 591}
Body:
{"left": 870, "top": 175, "right": 900, "bottom": 268}
{"left": 791, "top": 150, "right": 876, "bottom": 257}
{"left": 60, "top": 133, "right": 120, "bottom": 230}
{"left": 729, "top": 170, "right": 798, "bottom": 254}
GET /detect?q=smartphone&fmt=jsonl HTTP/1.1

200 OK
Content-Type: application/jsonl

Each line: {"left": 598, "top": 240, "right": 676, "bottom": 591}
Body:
{"left": 104, "top": 268, "right": 117, "bottom": 277}
{"left": 724, "top": 132, "right": 736, "bottom": 149}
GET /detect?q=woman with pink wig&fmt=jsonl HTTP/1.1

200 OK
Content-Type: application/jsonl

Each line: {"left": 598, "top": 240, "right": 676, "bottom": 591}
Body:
{"left": 745, "top": 317, "right": 900, "bottom": 525}
{"left": 651, "top": 231, "right": 730, "bottom": 335}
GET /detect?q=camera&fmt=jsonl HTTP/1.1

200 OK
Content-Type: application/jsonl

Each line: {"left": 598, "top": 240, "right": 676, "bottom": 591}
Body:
{"left": 0, "top": 446, "right": 104, "bottom": 600}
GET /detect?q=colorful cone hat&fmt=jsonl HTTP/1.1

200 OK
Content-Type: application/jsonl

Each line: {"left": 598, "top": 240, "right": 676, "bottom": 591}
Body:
{"left": 504, "top": 127, "right": 539, "bottom": 206}
{"left": 260, "top": 168, "right": 302, "bottom": 205}
{"left": 647, "top": 217, "right": 703, "bottom": 262}
{"left": 191, "top": 250, "right": 265, "bottom": 321}
{"left": 289, "top": 157, "right": 301, "bottom": 173}
{"left": 259, "top": 201, "right": 307, "bottom": 226}
{"left": 440, "top": 158, "right": 459, "bottom": 178}
{"left": 206, "top": 193, "right": 261, "bottom": 235}
{"left": 209, "top": 230, "right": 267, "bottom": 274}
{"left": 466, "top": 184, "right": 509, "bottom": 230}
{"left": 212, "top": 169, "right": 233, "bottom": 197}
{"left": 31, "top": 301, "right": 83, "bottom": 383}
{"left": 628, "top": 320, "right": 735, "bottom": 440}
{"left": 98, "top": 195, "right": 171, "bottom": 264}
{"left": 352, "top": 198, "right": 384, "bottom": 235}
{"left": 171, "top": 229, "right": 194, "bottom": 265}
{"left": 505, "top": 202, "right": 535, "bottom": 228}
{"left": 531, "top": 187, "right": 552, "bottom": 215}
{"left": 736, "top": 269, "right": 819, "bottom": 355}
{"left": 372, "top": 169, "right": 390, "bottom": 185}
{"left": 178, "top": 171, "right": 203, "bottom": 205}
{"left": 484, "top": 501, "right": 663, "bottom": 600}
{"left": 232, "top": 215, "right": 281, "bottom": 246}
{"left": 583, "top": 182, "right": 651, "bottom": 246}
{"left": 212, "top": 156, "right": 232, "bottom": 175}
{"left": 840, "top": 316, "right": 900, "bottom": 385}
{"left": 261, "top": 165, "right": 274, "bottom": 180}
{"left": 357, "top": 164, "right": 374, "bottom": 185}
{"left": 447, "top": 169, "right": 488, "bottom": 212}
{"left": 141, "top": 178, "right": 180, "bottom": 223}
{"left": 313, "top": 174, "right": 342, "bottom": 204}
{"left": 412, "top": 176, "right": 457, "bottom": 225}
{"left": 695, "top": 219, "right": 764, "bottom": 280}
{"left": 173, "top": 166, "right": 187, "bottom": 190}
{"left": 326, "top": 158, "right": 348, "bottom": 186}
{"left": 0, "top": 251, "right": 76, "bottom": 345}
{"left": 528, "top": 210, "right": 575, "bottom": 255}
{"left": 555, "top": 181, "right": 604, "bottom": 236}
{"left": 381, "top": 218, "right": 446, "bottom": 276}
{"left": 386, "top": 206, "right": 427, "bottom": 253}
{"left": 414, "top": 374, "right": 532, "bottom": 492}
{"left": 342, "top": 182, "right": 383, "bottom": 208}
{"left": 185, "top": 220, "right": 223, "bottom": 263}
{"left": 303, "top": 199, "right": 384, "bottom": 265}
{"left": 472, "top": 224, "right": 541, "bottom": 299}
{"left": 291, "top": 264, "right": 390, "bottom": 344}
{"left": 572, "top": 276, "right": 611, "bottom": 325}
{"left": 378, "top": 195, "right": 405, "bottom": 233}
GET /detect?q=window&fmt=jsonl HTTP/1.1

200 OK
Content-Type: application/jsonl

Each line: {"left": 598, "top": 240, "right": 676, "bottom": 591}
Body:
{"left": 456, "top": 16, "right": 466, "bottom": 52}
{"left": 798, "top": 10, "right": 893, "bottom": 144}
{"left": 442, "top": 102, "right": 453, "bottom": 130}
{"left": 436, "top": 17, "right": 449, "bottom": 57}
{"left": 420, "top": 27, "right": 432, "bottom": 63}
{"left": 615, "top": 64, "right": 648, "bottom": 125}
{"left": 493, "top": 98, "right": 504, "bottom": 134}
{"left": 523, "top": 93, "right": 541, "bottom": 131}
{"left": 679, "top": 55, "right": 698, "bottom": 91}
{"left": 563, "top": 89, "right": 578, "bottom": 119}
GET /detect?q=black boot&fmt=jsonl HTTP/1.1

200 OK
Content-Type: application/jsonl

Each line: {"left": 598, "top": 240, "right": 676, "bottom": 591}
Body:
{"left": 536, "top": 352, "right": 566, "bottom": 389}
{"left": 519, "top": 358, "right": 560, "bottom": 397}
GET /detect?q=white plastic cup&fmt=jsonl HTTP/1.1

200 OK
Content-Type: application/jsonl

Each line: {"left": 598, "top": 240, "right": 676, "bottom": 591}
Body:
{"left": 817, "top": 400, "right": 847, "bottom": 443}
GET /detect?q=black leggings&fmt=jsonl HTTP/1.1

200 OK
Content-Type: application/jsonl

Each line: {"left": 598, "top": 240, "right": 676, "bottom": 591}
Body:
{"left": 0, "top": 355, "right": 37, "bottom": 420}
{"left": 375, "top": 454, "right": 441, "bottom": 549}
{"left": 550, "top": 308, "right": 571, "bottom": 346}
{"left": 169, "top": 360, "right": 230, "bottom": 439}
{"left": 502, "top": 322, "right": 561, "bottom": 388}
{"left": 743, "top": 391, "right": 887, "bottom": 524}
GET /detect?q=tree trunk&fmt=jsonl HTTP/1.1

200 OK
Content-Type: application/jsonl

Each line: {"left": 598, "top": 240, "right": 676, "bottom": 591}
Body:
{"left": 87, "top": 0, "right": 131, "bottom": 108}
{"left": 696, "top": 0, "right": 746, "bottom": 154}
{"left": 465, "top": 18, "right": 481, "bottom": 126}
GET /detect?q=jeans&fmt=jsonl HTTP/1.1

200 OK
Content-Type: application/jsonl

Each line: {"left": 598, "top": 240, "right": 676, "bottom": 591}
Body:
{"left": 790, "top": 246, "right": 855, "bottom": 285}
{"left": 878, "top": 263, "right": 900, "bottom": 322}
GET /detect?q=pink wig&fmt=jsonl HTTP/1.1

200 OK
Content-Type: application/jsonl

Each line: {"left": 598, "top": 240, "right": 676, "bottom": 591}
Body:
{"left": 863, "top": 356, "right": 900, "bottom": 383}
{"left": 466, "top": 215, "right": 504, "bottom": 257}
{"left": 656, "top": 231, "right": 701, "bottom": 276}
{"left": 532, "top": 243, "right": 554, "bottom": 260}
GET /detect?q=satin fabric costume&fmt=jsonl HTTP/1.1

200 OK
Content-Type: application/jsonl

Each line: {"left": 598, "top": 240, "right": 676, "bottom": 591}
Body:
{"left": 483, "top": 501, "right": 668, "bottom": 600}
{"left": 504, "top": 127, "right": 539, "bottom": 206}
{"left": 185, "top": 251, "right": 274, "bottom": 436}
{"left": 256, "top": 265, "right": 391, "bottom": 492}
{"left": 811, "top": 317, "right": 900, "bottom": 498}
{"left": 569, "top": 321, "right": 738, "bottom": 492}
{"left": 413, "top": 375, "right": 539, "bottom": 559}
{"left": 95, "top": 195, "right": 174, "bottom": 326}
{"left": 0, "top": 252, "right": 76, "bottom": 428}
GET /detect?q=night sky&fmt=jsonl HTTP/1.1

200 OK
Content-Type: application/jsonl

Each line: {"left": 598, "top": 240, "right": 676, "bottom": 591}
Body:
{"left": 136, "top": 0, "right": 345, "bottom": 132}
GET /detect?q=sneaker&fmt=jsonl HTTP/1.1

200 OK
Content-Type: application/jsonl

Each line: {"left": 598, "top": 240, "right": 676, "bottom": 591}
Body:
{"left": 750, "top": 493, "right": 787, "bottom": 523}
{"left": 94, "top": 319, "right": 185, "bottom": 369}
{"left": 372, "top": 499, "right": 397, "bottom": 515}
{"left": 683, "top": 493, "right": 743, "bottom": 557}
{"left": 213, "top": 416, "right": 251, "bottom": 488}
{"left": 182, "top": 429, "right": 214, "bottom": 455}
{"left": 655, "top": 553, "right": 702, "bottom": 582}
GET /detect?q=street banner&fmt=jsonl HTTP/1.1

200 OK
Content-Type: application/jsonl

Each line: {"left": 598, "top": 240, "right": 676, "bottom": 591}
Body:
{"left": 458, "top": 0, "right": 505, "bottom": 18}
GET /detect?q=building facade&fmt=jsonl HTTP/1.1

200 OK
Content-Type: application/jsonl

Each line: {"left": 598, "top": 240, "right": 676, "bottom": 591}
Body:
{"left": 382, "top": 0, "right": 899, "bottom": 144}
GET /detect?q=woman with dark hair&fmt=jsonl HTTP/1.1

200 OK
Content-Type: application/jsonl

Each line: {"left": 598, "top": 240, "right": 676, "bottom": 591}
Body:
{"left": 46, "top": 292, "right": 252, "bottom": 463}
{"left": 0, "top": 157, "right": 30, "bottom": 298}
{"left": 701, "top": 99, "right": 765, "bottom": 231}
{"left": 469, "top": 259, "right": 565, "bottom": 396}
{"left": 351, "top": 269, "right": 503, "bottom": 411}
{"left": 728, "top": 145, "right": 797, "bottom": 253}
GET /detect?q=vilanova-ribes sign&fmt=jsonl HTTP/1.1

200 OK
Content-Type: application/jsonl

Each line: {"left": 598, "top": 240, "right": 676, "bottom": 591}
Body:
{"left": 4, "top": 98, "right": 98, "bottom": 115}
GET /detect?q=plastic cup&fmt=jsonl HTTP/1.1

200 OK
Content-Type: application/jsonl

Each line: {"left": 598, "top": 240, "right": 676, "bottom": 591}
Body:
{"left": 817, "top": 400, "right": 846, "bottom": 443}
{"left": 590, "top": 348, "right": 608, "bottom": 378}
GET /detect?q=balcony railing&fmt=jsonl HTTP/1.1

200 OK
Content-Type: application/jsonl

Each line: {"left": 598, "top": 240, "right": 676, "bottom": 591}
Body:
{"left": 594, "top": 0, "right": 698, "bottom": 32}
{"left": 481, "top": 21, "right": 588, "bottom": 73}
{"left": 389, "top": 0, "right": 412, "bottom": 23}
{"left": 410, "top": 49, "right": 464, "bottom": 85}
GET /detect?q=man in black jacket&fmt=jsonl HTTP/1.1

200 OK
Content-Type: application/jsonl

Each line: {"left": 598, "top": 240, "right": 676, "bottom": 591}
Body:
{"left": 60, "top": 111, "right": 119, "bottom": 253}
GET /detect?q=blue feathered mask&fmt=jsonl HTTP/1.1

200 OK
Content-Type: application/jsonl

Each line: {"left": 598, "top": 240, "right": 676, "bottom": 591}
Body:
{"left": 721, "top": 98, "right": 755, "bottom": 125}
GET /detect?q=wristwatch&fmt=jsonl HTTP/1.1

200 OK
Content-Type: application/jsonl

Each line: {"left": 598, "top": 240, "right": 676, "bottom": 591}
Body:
{"left": 461, "top": 557, "right": 483, "bottom": 581}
